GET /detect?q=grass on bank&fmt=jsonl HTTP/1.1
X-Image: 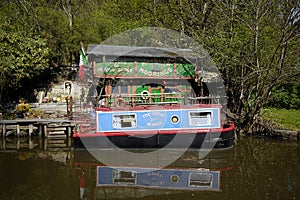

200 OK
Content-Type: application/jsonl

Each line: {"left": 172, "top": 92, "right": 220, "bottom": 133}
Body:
{"left": 262, "top": 108, "right": 300, "bottom": 131}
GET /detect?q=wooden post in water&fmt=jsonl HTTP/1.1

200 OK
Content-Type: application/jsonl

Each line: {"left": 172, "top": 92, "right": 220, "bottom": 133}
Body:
{"left": 67, "top": 126, "right": 72, "bottom": 137}
{"left": 17, "top": 139, "right": 20, "bottom": 150}
{"left": 16, "top": 124, "right": 20, "bottom": 137}
{"left": 66, "top": 95, "right": 73, "bottom": 120}
{"left": 44, "top": 138, "right": 47, "bottom": 150}
{"left": 29, "top": 124, "right": 33, "bottom": 137}
{"left": 44, "top": 125, "right": 48, "bottom": 137}
{"left": 2, "top": 138, "right": 6, "bottom": 149}
{"left": 2, "top": 124, "right": 6, "bottom": 137}
{"left": 69, "top": 96, "right": 73, "bottom": 119}
{"left": 38, "top": 125, "right": 42, "bottom": 138}
{"left": 29, "top": 139, "right": 33, "bottom": 149}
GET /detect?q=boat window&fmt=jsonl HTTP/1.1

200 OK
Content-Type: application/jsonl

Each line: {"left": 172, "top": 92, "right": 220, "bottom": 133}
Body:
{"left": 188, "top": 111, "right": 212, "bottom": 126}
{"left": 188, "top": 172, "right": 213, "bottom": 187}
{"left": 113, "top": 169, "right": 137, "bottom": 184}
{"left": 112, "top": 114, "right": 137, "bottom": 128}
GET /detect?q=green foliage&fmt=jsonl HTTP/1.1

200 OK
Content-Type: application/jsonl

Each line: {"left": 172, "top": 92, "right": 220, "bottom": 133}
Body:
{"left": 0, "top": 0, "right": 299, "bottom": 134}
{"left": 202, "top": 0, "right": 300, "bottom": 133}
{"left": 267, "top": 85, "right": 300, "bottom": 109}
{"left": 0, "top": 16, "right": 50, "bottom": 102}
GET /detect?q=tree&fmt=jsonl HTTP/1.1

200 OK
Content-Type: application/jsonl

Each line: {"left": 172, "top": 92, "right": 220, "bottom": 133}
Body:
{"left": 207, "top": 0, "right": 300, "bottom": 134}
{"left": 0, "top": 18, "right": 50, "bottom": 103}
{"left": 0, "top": 0, "right": 299, "bottom": 135}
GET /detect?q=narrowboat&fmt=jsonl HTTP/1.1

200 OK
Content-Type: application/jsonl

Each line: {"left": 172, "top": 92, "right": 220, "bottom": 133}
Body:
{"left": 73, "top": 45, "right": 235, "bottom": 149}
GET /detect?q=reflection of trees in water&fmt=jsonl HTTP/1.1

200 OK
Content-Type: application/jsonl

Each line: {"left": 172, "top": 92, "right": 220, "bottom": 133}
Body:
{"left": 0, "top": 153, "right": 78, "bottom": 200}
{"left": 223, "top": 138, "right": 300, "bottom": 199}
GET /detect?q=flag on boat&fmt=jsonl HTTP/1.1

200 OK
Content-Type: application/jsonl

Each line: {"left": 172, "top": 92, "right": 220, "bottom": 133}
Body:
{"left": 79, "top": 47, "right": 87, "bottom": 80}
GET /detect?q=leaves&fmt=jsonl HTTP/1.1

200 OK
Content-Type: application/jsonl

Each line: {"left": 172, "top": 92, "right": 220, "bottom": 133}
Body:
{"left": 0, "top": 0, "right": 299, "bottom": 133}
{"left": 0, "top": 16, "right": 50, "bottom": 101}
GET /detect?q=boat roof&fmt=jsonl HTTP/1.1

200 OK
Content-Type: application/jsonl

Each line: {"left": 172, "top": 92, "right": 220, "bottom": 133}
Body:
{"left": 86, "top": 44, "right": 198, "bottom": 61}
{"left": 86, "top": 44, "right": 222, "bottom": 82}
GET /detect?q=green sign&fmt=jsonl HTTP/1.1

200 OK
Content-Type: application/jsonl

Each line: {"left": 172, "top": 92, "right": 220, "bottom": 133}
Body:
{"left": 137, "top": 63, "right": 174, "bottom": 77}
{"left": 95, "top": 62, "right": 135, "bottom": 76}
{"left": 94, "top": 62, "right": 194, "bottom": 78}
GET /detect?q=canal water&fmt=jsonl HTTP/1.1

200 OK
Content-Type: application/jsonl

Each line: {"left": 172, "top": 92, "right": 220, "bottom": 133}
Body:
{"left": 0, "top": 136, "right": 299, "bottom": 200}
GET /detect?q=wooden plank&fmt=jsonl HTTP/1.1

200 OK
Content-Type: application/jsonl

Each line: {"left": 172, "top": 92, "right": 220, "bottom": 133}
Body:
{"left": 47, "top": 135, "right": 67, "bottom": 139}
{"left": 48, "top": 124, "right": 73, "bottom": 128}
{"left": 47, "top": 127, "right": 67, "bottom": 131}
{"left": 48, "top": 139, "right": 66, "bottom": 144}
{"left": 47, "top": 143, "right": 67, "bottom": 148}
{"left": 5, "top": 125, "right": 17, "bottom": 130}
{"left": 48, "top": 131, "right": 65, "bottom": 135}
{"left": 0, "top": 119, "right": 75, "bottom": 138}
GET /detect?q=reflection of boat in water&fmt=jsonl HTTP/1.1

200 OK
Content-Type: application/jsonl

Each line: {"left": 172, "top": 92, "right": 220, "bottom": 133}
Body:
{"left": 97, "top": 166, "right": 220, "bottom": 191}
{"left": 73, "top": 45, "right": 235, "bottom": 149}
{"left": 73, "top": 149, "right": 234, "bottom": 199}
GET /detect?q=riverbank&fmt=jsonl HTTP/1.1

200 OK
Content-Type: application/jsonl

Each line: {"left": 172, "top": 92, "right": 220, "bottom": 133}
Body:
{"left": 261, "top": 108, "right": 300, "bottom": 140}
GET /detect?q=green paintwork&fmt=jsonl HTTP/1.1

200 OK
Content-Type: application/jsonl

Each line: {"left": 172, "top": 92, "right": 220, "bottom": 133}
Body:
{"left": 95, "top": 62, "right": 135, "bottom": 76}
{"left": 94, "top": 62, "right": 194, "bottom": 78}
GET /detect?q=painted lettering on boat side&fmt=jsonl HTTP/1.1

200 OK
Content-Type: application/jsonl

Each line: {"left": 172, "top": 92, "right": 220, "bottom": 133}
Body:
{"left": 146, "top": 171, "right": 163, "bottom": 178}
{"left": 142, "top": 111, "right": 166, "bottom": 119}
{"left": 143, "top": 111, "right": 166, "bottom": 127}
{"left": 138, "top": 67, "right": 173, "bottom": 77}
{"left": 146, "top": 121, "right": 163, "bottom": 127}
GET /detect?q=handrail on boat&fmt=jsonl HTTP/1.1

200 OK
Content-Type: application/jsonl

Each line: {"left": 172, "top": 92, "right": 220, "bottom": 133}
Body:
{"left": 96, "top": 93, "right": 228, "bottom": 107}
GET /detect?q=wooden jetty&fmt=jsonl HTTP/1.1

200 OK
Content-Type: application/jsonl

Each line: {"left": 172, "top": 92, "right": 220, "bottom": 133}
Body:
{"left": 0, "top": 118, "right": 75, "bottom": 138}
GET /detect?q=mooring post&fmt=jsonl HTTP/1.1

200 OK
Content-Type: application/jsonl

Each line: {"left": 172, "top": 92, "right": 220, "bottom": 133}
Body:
{"left": 67, "top": 126, "right": 71, "bottom": 137}
{"left": 66, "top": 95, "right": 73, "bottom": 120}
{"left": 67, "top": 137, "right": 71, "bottom": 147}
{"left": 44, "top": 125, "right": 48, "bottom": 137}
{"left": 44, "top": 138, "right": 47, "bottom": 150}
{"left": 16, "top": 124, "right": 20, "bottom": 137}
{"left": 38, "top": 138, "right": 43, "bottom": 148}
{"left": 29, "top": 138, "right": 33, "bottom": 149}
{"left": 29, "top": 124, "right": 33, "bottom": 138}
{"left": 17, "top": 139, "right": 20, "bottom": 150}
{"left": 2, "top": 138, "right": 6, "bottom": 149}
{"left": 2, "top": 124, "right": 5, "bottom": 137}
{"left": 38, "top": 125, "right": 42, "bottom": 138}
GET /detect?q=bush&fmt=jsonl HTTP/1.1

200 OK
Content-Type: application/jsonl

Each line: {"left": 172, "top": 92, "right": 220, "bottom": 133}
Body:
{"left": 267, "top": 84, "right": 300, "bottom": 109}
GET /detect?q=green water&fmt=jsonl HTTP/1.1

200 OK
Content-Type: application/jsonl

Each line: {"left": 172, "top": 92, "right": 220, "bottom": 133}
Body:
{"left": 0, "top": 137, "right": 299, "bottom": 200}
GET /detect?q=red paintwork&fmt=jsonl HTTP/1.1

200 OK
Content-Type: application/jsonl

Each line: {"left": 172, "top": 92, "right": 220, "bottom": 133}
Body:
{"left": 95, "top": 104, "right": 222, "bottom": 112}
{"left": 94, "top": 75, "right": 195, "bottom": 79}
{"left": 73, "top": 121, "right": 234, "bottom": 138}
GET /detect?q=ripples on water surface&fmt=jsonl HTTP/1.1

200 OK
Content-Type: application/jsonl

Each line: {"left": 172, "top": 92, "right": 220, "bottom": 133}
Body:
{"left": 0, "top": 137, "right": 299, "bottom": 200}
